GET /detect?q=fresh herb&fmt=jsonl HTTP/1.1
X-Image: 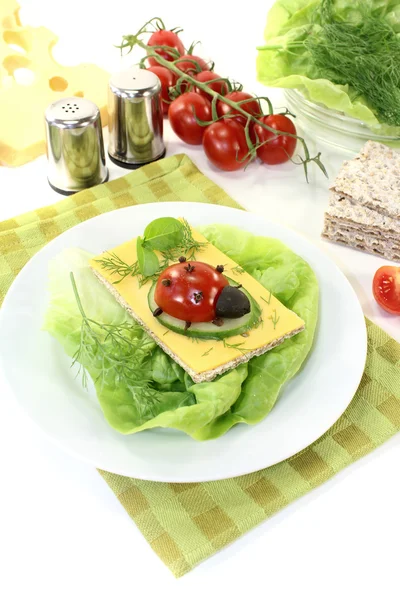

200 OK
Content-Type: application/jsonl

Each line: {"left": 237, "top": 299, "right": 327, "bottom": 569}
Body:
{"left": 161, "top": 218, "right": 208, "bottom": 263}
{"left": 143, "top": 217, "right": 184, "bottom": 251}
{"left": 261, "top": 291, "right": 272, "bottom": 305}
{"left": 269, "top": 309, "right": 280, "bottom": 330}
{"left": 137, "top": 236, "right": 160, "bottom": 277}
{"left": 70, "top": 272, "right": 156, "bottom": 395}
{"left": 261, "top": 0, "right": 400, "bottom": 128}
{"left": 95, "top": 252, "right": 139, "bottom": 285}
{"left": 222, "top": 339, "right": 256, "bottom": 353}
{"left": 201, "top": 347, "right": 214, "bottom": 357}
{"left": 231, "top": 265, "right": 245, "bottom": 275}
{"left": 97, "top": 218, "right": 207, "bottom": 285}
{"left": 306, "top": 0, "right": 400, "bottom": 127}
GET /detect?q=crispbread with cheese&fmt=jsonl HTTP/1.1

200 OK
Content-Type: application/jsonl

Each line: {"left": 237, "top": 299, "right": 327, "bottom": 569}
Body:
{"left": 90, "top": 226, "right": 305, "bottom": 383}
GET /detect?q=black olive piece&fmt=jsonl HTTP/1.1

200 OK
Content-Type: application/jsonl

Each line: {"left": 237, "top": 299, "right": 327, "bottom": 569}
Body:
{"left": 193, "top": 291, "right": 203, "bottom": 304}
{"left": 153, "top": 307, "right": 163, "bottom": 317}
{"left": 185, "top": 321, "right": 192, "bottom": 330}
{"left": 184, "top": 263, "right": 195, "bottom": 272}
{"left": 212, "top": 317, "right": 224, "bottom": 327}
{"left": 215, "top": 285, "right": 251, "bottom": 319}
{"left": 162, "top": 278, "right": 171, "bottom": 287}
{"left": 216, "top": 265, "right": 224, "bottom": 273}
{"left": 178, "top": 256, "right": 186, "bottom": 263}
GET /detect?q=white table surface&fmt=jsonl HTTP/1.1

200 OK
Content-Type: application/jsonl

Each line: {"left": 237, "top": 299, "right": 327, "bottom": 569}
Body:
{"left": 1, "top": 1, "right": 399, "bottom": 598}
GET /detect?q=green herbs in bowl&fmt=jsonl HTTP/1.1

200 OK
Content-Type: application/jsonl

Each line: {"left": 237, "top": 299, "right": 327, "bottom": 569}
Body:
{"left": 257, "top": 0, "right": 400, "bottom": 142}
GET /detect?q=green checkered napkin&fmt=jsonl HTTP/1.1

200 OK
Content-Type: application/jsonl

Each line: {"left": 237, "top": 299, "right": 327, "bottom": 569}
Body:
{"left": 1, "top": 154, "right": 399, "bottom": 577}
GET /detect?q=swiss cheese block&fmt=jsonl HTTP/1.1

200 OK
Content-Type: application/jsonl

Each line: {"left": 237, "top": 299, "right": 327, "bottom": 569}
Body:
{"left": 0, "top": 1, "right": 109, "bottom": 166}
{"left": 90, "top": 226, "right": 305, "bottom": 383}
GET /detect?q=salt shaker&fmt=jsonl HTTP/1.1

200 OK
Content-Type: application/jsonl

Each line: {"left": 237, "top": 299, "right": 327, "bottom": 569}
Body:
{"left": 44, "top": 97, "right": 108, "bottom": 195}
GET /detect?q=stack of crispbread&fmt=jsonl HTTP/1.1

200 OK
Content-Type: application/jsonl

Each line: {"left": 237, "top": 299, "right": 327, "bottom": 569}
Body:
{"left": 322, "top": 141, "right": 400, "bottom": 262}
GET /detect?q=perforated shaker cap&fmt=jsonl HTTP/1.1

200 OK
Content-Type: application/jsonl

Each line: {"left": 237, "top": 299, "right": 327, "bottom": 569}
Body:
{"left": 44, "top": 96, "right": 108, "bottom": 194}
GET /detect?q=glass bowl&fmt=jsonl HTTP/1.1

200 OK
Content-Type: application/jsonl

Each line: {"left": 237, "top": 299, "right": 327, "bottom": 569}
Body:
{"left": 284, "top": 89, "right": 400, "bottom": 152}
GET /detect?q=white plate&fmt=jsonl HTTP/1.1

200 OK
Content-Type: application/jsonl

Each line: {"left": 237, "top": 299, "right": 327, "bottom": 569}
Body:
{"left": 0, "top": 203, "right": 367, "bottom": 482}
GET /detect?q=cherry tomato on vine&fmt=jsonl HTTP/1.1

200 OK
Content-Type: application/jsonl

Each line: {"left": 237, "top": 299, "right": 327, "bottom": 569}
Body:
{"left": 216, "top": 91, "right": 261, "bottom": 126}
{"left": 154, "top": 261, "right": 229, "bottom": 322}
{"left": 203, "top": 120, "right": 251, "bottom": 171}
{"left": 146, "top": 66, "right": 176, "bottom": 115}
{"left": 194, "top": 71, "right": 229, "bottom": 100}
{"left": 372, "top": 266, "right": 400, "bottom": 315}
{"left": 253, "top": 114, "right": 297, "bottom": 165}
{"left": 147, "top": 30, "right": 185, "bottom": 66}
{"left": 168, "top": 92, "right": 212, "bottom": 145}
{"left": 174, "top": 54, "right": 209, "bottom": 75}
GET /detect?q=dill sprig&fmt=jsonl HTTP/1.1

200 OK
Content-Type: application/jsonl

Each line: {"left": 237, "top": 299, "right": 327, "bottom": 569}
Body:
{"left": 222, "top": 339, "right": 256, "bottom": 353}
{"left": 70, "top": 273, "right": 158, "bottom": 400}
{"left": 231, "top": 265, "right": 245, "bottom": 275}
{"left": 269, "top": 309, "right": 280, "bottom": 330}
{"left": 160, "top": 218, "right": 208, "bottom": 263}
{"left": 306, "top": 0, "right": 400, "bottom": 127}
{"left": 261, "top": 291, "right": 272, "bottom": 305}
{"left": 201, "top": 347, "right": 214, "bottom": 357}
{"left": 95, "top": 252, "right": 140, "bottom": 284}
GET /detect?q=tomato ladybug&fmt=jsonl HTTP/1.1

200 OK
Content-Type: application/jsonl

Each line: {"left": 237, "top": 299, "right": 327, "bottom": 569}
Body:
{"left": 154, "top": 260, "right": 229, "bottom": 323}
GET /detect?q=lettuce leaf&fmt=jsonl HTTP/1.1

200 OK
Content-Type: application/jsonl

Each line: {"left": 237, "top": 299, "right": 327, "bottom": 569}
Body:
{"left": 256, "top": 0, "right": 400, "bottom": 135}
{"left": 43, "top": 226, "right": 319, "bottom": 440}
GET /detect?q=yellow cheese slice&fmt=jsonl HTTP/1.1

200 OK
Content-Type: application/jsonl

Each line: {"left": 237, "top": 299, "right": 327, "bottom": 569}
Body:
{"left": 0, "top": 2, "right": 108, "bottom": 166}
{"left": 90, "top": 225, "right": 305, "bottom": 383}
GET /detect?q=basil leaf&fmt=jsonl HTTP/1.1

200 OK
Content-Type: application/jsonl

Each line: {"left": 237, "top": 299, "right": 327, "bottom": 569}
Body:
{"left": 143, "top": 217, "right": 184, "bottom": 251}
{"left": 136, "top": 236, "right": 159, "bottom": 277}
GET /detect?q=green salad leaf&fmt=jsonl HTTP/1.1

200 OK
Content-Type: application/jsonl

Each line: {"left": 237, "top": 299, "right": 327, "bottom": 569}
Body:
{"left": 257, "top": 0, "right": 400, "bottom": 136}
{"left": 43, "top": 225, "right": 319, "bottom": 440}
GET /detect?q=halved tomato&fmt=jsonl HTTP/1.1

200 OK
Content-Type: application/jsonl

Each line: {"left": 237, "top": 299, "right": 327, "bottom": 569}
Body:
{"left": 372, "top": 266, "right": 400, "bottom": 315}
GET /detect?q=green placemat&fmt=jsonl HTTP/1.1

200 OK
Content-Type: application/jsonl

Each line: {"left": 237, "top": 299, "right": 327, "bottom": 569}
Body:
{"left": 1, "top": 153, "right": 399, "bottom": 577}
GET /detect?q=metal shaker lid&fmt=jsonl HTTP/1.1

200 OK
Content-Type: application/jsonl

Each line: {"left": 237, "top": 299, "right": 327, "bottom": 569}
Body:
{"left": 44, "top": 97, "right": 108, "bottom": 195}
{"left": 109, "top": 68, "right": 161, "bottom": 99}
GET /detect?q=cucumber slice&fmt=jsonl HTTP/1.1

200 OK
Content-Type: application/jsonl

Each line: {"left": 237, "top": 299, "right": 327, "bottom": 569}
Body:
{"left": 148, "top": 280, "right": 261, "bottom": 340}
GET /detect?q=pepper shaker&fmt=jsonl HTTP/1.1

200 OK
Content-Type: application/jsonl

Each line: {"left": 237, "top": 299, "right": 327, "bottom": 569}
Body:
{"left": 108, "top": 67, "right": 166, "bottom": 168}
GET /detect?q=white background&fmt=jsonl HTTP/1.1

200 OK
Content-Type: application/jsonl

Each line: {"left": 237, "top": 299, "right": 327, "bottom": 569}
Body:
{"left": 1, "top": 1, "right": 399, "bottom": 598}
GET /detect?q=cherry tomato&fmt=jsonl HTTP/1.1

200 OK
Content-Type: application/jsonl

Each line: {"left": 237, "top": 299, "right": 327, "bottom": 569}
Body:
{"left": 147, "top": 30, "right": 185, "bottom": 66}
{"left": 154, "top": 261, "right": 229, "bottom": 322}
{"left": 253, "top": 114, "right": 297, "bottom": 165}
{"left": 372, "top": 266, "right": 400, "bottom": 315}
{"left": 168, "top": 92, "right": 212, "bottom": 145}
{"left": 194, "top": 71, "right": 229, "bottom": 101}
{"left": 146, "top": 66, "right": 176, "bottom": 115}
{"left": 174, "top": 54, "right": 209, "bottom": 75}
{"left": 203, "top": 120, "right": 251, "bottom": 171}
{"left": 216, "top": 91, "right": 261, "bottom": 126}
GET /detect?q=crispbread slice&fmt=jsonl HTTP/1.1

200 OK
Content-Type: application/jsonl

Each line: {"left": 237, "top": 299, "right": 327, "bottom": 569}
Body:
{"left": 330, "top": 141, "right": 400, "bottom": 219}
{"left": 326, "top": 192, "right": 400, "bottom": 235}
{"left": 92, "top": 269, "right": 304, "bottom": 383}
{"left": 322, "top": 214, "right": 400, "bottom": 262}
